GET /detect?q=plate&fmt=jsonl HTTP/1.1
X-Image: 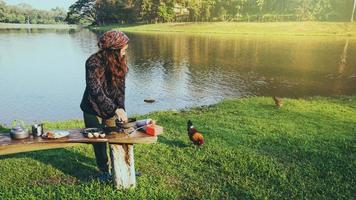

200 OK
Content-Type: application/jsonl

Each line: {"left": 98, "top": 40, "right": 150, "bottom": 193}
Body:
{"left": 42, "top": 130, "right": 70, "bottom": 139}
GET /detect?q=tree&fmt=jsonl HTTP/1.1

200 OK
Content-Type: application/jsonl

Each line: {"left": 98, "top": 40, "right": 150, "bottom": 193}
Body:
{"left": 66, "top": 0, "right": 98, "bottom": 24}
{"left": 134, "top": 0, "right": 153, "bottom": 23}
{"left": 51, "top": 7, "right": 67, "bottom": 22}
{"left": 64, "top": 0, "right": 354, "bottom": 24}
{"left": 96, "top": 0, "right": 135, "bottom": 24}
{"left": 158, "top": 1, "right": 175, "bottom": 22}
{"left": 256, "top": 0, "right": 264, "bottom": 12}
{"left": 201, "top": 0, "right": 215, "bottom": 21}
{"left": 0, "top": 0, "right": 6, "bottom": 21}
{"left": 296, "top": 0, "right": 314, "bottom": 21}
{"left": 0, "top": 0, "right": 66, "bottom": 24}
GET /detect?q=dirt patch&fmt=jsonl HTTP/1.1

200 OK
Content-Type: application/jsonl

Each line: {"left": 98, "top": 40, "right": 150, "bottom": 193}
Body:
{"left": 32, "top": 176, "right": 78, "bottom": 185}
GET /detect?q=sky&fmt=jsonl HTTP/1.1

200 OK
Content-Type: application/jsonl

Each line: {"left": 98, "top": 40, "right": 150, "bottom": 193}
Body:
{"left": 3, "top": 0, "right": 77, "bottom": 10}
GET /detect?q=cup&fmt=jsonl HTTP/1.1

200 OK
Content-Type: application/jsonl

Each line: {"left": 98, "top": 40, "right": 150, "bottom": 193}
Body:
{"left": 32, "top": 123, "right": 44, "bottom": 137}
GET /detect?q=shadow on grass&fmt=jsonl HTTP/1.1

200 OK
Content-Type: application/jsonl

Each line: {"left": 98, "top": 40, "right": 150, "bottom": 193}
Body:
{"left": 243, "top": 106, "right": 354, "bottom": 162}
{"left": 0, "top": 125, "right": 10, "bottom": 133}
{"left": 251, "top": 135, "right": 353, "bottom": 198}
{"left": 0, "top": 148, "right": 97, "bottom": 183}
{"left": 158, "top": 136, "right": 189, "bottom": 148}
{"left": 246, "top": 109, "right": 354, "bottom": 197}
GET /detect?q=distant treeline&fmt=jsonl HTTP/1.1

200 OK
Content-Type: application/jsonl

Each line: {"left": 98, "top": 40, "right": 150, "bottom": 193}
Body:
{"left": 66, "top": 0, "right": 355, "bottom": 25}
{"left": 0, "top": 0, "right": 66, "bottom": 24}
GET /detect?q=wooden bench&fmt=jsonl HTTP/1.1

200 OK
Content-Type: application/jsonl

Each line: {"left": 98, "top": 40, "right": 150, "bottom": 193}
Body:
{"left": 0, "top": 126, "right": 163, "bottom": 189}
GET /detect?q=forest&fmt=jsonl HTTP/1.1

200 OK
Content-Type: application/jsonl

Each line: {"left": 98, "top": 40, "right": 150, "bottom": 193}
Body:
{"left": 0, "top": 0, "right": 66, "bottom": 24}
{"left": 66, "top": 0, "right": 356, "bottom": 25}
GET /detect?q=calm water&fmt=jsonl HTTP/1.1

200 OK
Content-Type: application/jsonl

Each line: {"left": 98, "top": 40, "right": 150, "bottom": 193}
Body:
{"left": 0, "top": 29, "right": 355, "bottom": 125}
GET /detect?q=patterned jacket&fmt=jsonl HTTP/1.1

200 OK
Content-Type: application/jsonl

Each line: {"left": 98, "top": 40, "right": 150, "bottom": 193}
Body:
{"left": 80, "top": 53, "right": 125, "bottom": 119}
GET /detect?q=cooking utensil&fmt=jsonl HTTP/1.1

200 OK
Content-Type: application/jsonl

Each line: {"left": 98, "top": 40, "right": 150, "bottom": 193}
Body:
{"left": 10, "top": 125, "right": 29, "bottom": 140}
{"left": 122, "top": 118, "right": 137, "bottom": 129}
{"left": 127, "top": 126, "right": 145, "bottom": 134}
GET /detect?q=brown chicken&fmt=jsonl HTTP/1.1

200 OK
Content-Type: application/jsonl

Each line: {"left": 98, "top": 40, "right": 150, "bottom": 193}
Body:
{"left": 273, "top": 96, "right": 283, "bottom": 108}
{"left": 187, "top": 120, "right": 204, "bottom": 146}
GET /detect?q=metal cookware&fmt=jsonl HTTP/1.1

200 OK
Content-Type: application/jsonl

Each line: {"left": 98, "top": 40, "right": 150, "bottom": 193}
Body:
{"left": 122, "top": 118, "right": 137, "bottom": 129}
{"left": 115, "top": 118, "right": 136, "bottom": 129}
{"left": 10, "top": 125, "right": 29, "bottom": 140}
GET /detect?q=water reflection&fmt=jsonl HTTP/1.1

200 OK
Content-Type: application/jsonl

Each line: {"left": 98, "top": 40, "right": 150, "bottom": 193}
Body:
{"left": 0, "top": 29, "right": 355, "bottom": 124}
{"left": 338, "top": 39, "right": 349, "bottom": 75}
{"left": 127, "top": 33, "right": 356, "bottom": 98}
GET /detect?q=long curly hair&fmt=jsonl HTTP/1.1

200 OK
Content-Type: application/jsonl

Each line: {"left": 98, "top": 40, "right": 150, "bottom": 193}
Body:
{"left": 97, "top": 30, "right": 129, "bottom": 87}
{"left": 99, "top": 49, "right": 128, "bottom": 87}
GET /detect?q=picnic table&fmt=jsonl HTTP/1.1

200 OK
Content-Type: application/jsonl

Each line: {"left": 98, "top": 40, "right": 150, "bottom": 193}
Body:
{"left": 0, "top": 126, "right": 163, "bottom": 189}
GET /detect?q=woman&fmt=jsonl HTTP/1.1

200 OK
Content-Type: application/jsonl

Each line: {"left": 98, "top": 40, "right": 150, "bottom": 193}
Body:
{"left": 80, "top": 30, "right": 129, "bottom": 181}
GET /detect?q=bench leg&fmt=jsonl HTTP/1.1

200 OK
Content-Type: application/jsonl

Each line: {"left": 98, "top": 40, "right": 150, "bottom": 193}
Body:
{"left": 109, "top": 144, "right": 136, "bottom": 189}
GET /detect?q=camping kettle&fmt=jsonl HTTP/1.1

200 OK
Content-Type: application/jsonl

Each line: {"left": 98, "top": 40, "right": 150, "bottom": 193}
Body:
{"left": 10, "top": 122, "right": 29, "bottom": 140}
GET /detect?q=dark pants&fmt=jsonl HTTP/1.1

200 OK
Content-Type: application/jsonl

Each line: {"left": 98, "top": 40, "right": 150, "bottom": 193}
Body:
{"left": 83, "top": 112, "right": 116, "bottom": 173}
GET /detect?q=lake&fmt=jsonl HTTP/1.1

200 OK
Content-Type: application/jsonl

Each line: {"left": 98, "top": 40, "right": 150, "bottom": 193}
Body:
{"left": 0, "top": 28, "right": 355, "bottom": 125}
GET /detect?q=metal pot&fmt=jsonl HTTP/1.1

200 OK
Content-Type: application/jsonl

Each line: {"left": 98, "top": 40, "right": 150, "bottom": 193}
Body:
{"left": 10, "top": 125, "right": 30, "bottom": 140}
{"left": 122, "top": 118, "right": 137, "bottom": 129}
{"left": 115, "top": 118, "right": 136, "bottom": 129}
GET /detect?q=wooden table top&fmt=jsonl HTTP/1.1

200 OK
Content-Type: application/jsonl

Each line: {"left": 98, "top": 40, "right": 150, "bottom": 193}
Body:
{"left": 0, "top": 125, "right": 163, "bottom": 156}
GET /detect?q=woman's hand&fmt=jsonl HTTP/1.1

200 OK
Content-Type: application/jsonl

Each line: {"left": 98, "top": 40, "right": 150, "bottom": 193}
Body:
{"left": 115, "top": 108, "right": 128, "bottom": 122}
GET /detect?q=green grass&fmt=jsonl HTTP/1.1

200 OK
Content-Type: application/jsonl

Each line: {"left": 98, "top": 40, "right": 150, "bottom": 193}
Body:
{"left": 92, "top": 22, "right": 356, "bottom": 37}
{"left": 0, "top": 96, "right": 355, "bottom": 199}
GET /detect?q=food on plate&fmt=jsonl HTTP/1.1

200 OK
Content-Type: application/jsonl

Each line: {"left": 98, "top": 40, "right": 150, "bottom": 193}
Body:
{"left": 82, "top": 128, "right": 106, "bottom": 139}
{"left": 93, "top": 132, "right": 100, "bottom": 138}
{"left": 42, "top": 130, "right": 70, "bottom": 139}
{"left": 87, "top": 132, "right": 94, "bottom": 138}
{"left": 46, "top": 131, "right": 55, "bottom": 138}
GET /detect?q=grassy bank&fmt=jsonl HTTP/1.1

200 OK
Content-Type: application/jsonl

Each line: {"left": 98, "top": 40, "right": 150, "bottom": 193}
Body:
{"left": 3, "top": 22, "right": 354, "bottom": 37}
{"left": 0, "top": 23, "right": 79, "bottom": 29}
{"left": 0, "top": 96, "right": 355, "bottom": 199}
{"left": 91, "top": 22, "right": 356, "bottom": 37}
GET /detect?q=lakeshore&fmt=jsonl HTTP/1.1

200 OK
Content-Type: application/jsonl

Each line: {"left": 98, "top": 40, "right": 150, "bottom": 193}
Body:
{"left": 91, "top": 22, "right": 356, "bottom": 37}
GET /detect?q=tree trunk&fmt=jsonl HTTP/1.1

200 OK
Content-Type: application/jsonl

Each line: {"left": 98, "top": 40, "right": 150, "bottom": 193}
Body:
{"left": 110, "top": 144, "right": 136, "bottom": 189}
{"left": 352, "top": 0, "right": 356, "bottom": 22}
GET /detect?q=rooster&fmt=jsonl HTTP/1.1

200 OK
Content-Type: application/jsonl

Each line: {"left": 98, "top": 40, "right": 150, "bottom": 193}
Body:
{"left": 273, "top": 96, "right": 283, "bottom": 108}
{"left": 187, "top": 120, "right": 204, "bottom": 146}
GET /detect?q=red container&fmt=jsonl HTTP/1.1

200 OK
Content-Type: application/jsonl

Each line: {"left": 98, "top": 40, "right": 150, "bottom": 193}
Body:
{"left": 145, "top": 124, "right": 156, "bottom": 136}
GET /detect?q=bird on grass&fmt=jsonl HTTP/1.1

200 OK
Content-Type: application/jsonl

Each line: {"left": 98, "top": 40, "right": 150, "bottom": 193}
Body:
{"left": 273, "top": 96, "right": 283, "bottom": 108}
{"left": 187, "top": 120, "right": 204, "bottom": 146}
